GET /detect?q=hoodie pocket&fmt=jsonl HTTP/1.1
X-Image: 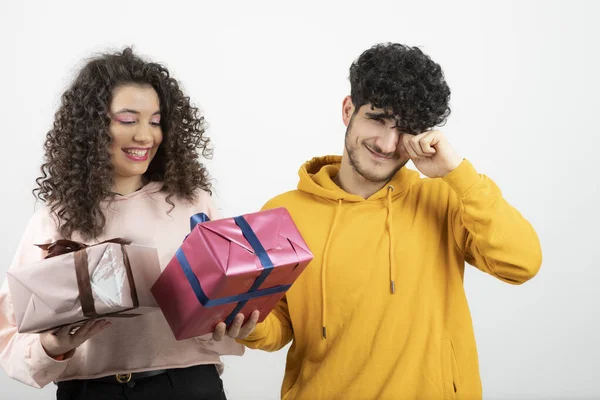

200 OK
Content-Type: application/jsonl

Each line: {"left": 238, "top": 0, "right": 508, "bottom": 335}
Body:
{"left": 441, "top": 338, "right": 461, "bottom": 400}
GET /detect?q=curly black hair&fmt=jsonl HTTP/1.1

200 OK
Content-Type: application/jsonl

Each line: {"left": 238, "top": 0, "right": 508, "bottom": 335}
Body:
{"left": 349, "top": 43, "right": 451, "bottom": 134}
{"left": 34, "top": 47, "right": 212, "bottom": 240}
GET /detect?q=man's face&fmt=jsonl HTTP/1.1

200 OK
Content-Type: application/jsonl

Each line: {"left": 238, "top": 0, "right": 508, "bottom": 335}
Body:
{"left": 343, "top": 99, "right": 411, "bottom": 183}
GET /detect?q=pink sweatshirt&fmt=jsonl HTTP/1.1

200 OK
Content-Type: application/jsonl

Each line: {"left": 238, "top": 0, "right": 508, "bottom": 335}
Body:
{"left": 0, "top": 182, "right": 243, "bottom": 388}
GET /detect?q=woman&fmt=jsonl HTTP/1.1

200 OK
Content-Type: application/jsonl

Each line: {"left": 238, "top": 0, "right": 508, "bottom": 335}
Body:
{"left": 0, "top": 48, "right": 243, "bottom": 399}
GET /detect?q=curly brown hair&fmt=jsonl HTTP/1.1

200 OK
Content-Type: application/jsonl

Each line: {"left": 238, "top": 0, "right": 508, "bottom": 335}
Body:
{"left": 350, "top": 43, "right": 451, "bottom": 134}
{"left": 34, "top": 47, "right": 212, "bottom": 240}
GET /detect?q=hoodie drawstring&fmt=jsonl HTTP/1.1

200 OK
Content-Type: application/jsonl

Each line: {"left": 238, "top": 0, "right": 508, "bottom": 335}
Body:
{"left": 387, "top": 185, "right": 395, "bottom": 294}
{"left": 320, "top": 187, "right": 395, "bottom": 339}
{"left": 321, "top": 199, "right": 342, "bottom": 339}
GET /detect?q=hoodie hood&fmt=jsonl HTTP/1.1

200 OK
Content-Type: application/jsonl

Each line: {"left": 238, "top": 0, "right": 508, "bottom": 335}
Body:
{"left": 297, "top": 155, "right": 419, "bottom": 202}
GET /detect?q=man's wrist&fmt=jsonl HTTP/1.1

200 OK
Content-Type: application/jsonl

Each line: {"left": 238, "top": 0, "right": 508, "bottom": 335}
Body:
{"left": 441, "top": 156, "right": 464, "bottom": 177}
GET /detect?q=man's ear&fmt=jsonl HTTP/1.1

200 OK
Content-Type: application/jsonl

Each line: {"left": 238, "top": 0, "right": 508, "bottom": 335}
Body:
{"left": 342, "top": 96, "right": 355, "bottom": 127}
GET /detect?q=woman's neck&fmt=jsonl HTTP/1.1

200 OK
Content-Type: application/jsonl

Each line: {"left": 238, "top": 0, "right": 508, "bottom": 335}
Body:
{"left": 112, "top": 176, "right": 144, "bottom": 196}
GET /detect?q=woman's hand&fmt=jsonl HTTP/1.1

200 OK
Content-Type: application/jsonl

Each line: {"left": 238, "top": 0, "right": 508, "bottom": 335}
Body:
{"left": 40, "top": 319, "right": 111, "bottom": 358}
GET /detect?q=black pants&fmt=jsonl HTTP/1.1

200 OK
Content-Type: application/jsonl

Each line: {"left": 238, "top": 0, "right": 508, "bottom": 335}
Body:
{"left": 56, "top": 364, "right": 227, "bottom": 400}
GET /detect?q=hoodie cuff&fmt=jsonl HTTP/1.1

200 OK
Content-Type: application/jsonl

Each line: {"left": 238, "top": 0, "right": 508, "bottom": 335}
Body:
{"left": 442, "top": 159, "right": 482, "bottom": 197}
{"left": 193, "top": 333, "right": 214, "bottom": 342}
{"left": 236, "top": 320, "right": 267, "bottom": 344}
{"left": 27, "top": 337, "right": 72, "bottom": 375}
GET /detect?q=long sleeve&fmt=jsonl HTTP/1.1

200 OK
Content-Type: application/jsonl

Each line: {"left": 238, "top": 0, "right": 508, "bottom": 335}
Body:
{"left": 0, "top": 209, "right": 71, "bottom": 388}
{"left": 445, "top": 159, "right": 542, "bottom": 284}
{"left": 237, "top": 295, "right": 293, "bottom": 352}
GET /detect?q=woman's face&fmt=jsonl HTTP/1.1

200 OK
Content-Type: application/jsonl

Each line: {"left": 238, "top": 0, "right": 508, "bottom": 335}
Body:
{"left": 108, "top": 84, "right": 163, "bottom": 183}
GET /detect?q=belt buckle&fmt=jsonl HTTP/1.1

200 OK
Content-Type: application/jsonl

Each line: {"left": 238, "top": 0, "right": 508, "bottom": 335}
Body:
{"left": 115, "top": 373, "right": 132, "bottom": 384}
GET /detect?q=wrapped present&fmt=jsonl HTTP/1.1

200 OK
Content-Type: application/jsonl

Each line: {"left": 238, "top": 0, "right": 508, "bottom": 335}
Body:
{"left": 7, "top": 239, "right": 161, "bottom": 333}
{"left": 151, "top": 207, "right": 313, "bottom": 340}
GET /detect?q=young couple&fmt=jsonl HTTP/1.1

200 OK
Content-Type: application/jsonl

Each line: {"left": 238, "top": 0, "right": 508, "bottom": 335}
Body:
{"left": 0, "top": 43, "right": 541, "bottom": 400}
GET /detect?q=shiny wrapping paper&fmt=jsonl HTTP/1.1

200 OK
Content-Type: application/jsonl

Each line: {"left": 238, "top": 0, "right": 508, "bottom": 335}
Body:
{"left": 7, "top": 240, "right": 161, "bottom": 333}
{"left": 152, "top": 207, "right": 313, "bottom": 340}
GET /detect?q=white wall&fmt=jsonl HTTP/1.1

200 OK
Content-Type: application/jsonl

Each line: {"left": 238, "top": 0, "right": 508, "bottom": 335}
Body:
{"left": 1, "top": 1, "right": 598, "bottom": 399}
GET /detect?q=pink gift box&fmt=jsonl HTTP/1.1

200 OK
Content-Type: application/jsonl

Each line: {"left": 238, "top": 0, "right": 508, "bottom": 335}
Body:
{"left": 7, "top": 239, "right": 161, "bottom": 333}
{"left": 151, "top": 207, "right": 313, "bottom": 340}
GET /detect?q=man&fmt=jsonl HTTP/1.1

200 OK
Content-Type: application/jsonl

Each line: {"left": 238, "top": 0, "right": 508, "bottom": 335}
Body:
{"left": 214, "top": 43, "right": 542, "bottom": 399}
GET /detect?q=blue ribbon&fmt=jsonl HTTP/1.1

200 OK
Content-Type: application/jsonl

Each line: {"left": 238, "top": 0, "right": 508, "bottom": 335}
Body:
{"left": 190, "top": 213, "right": 210, "bottom": 230}
{"left": 183, "top": 213, "right": 210, "bottom": 241}
{"left": 177, "top": 213, "right": 288, "bottom": 327}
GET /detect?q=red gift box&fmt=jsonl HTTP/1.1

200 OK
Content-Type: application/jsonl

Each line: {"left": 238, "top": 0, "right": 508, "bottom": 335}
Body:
{"left": 151, "top": 207, "right": 313, "bottom": 340}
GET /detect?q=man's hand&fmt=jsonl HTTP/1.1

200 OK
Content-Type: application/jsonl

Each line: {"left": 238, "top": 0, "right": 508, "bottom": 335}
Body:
{"left": 40, "top": 319, "right": 111, "bottom": 358}
{"left": 401, "top": 130, "right": 463, "bottom": 178}
{"left": 212, "top": 311, "right": 260, "bottom": 342}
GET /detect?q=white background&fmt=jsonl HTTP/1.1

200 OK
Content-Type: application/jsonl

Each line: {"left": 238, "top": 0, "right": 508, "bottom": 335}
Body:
{"left": 1, "top": 1, "right": 598, "bottom": 399}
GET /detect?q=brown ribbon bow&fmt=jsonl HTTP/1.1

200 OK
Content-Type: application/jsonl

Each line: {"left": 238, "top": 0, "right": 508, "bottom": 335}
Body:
{"left": 36, "top": 238, "right": 140, "bottom": 319}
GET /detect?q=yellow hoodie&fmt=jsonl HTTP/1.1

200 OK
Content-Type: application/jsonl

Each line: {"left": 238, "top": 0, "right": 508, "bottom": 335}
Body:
{"left": 240, "top": 156, "right": 542, "bottom": 400}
